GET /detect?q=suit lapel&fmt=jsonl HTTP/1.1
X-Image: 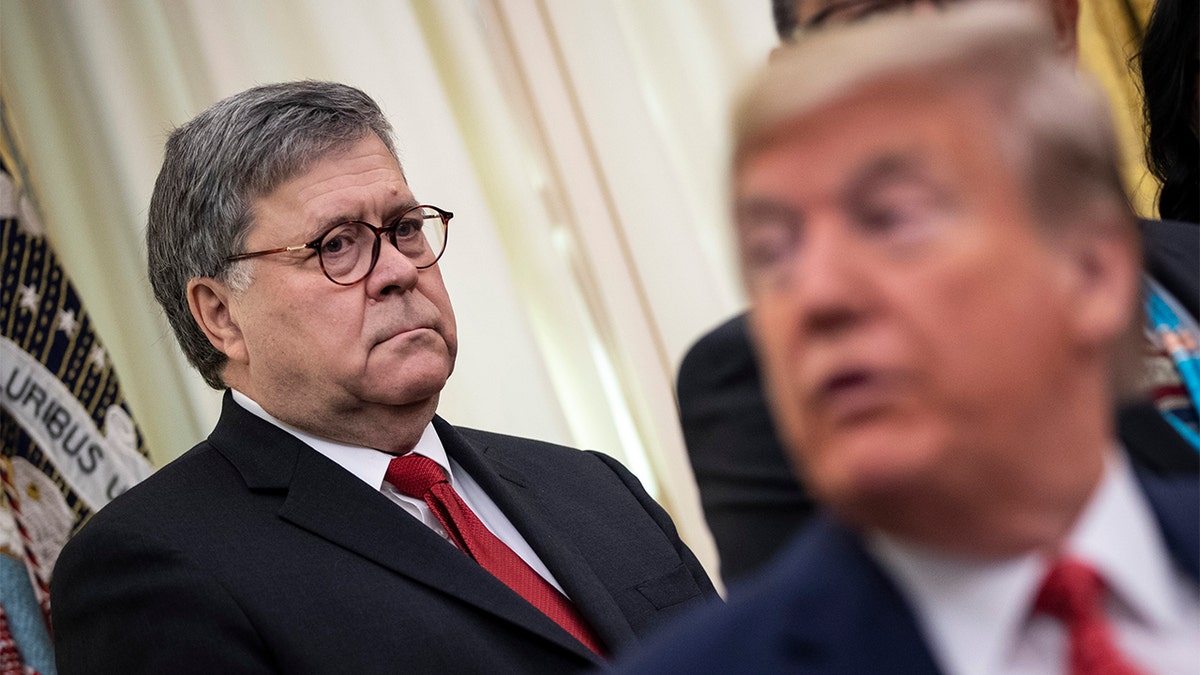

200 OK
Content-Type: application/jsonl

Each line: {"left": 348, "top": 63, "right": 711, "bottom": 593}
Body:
{"left": 776, "top": 521, "right": 944, "bottom": 673}
{"left": 1137, "top": 469, "right": 1200, "bottom": 581}
{"left": 433, "top": 418, "right": 635, "bottom": 653}
{"left": 208, "top": 394, "right": 602, "bottom": 665}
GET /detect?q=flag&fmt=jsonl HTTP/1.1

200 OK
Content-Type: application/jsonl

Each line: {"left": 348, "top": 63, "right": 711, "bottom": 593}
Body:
{"left": 0, "top": 149, "right": 154, "bottom": 673}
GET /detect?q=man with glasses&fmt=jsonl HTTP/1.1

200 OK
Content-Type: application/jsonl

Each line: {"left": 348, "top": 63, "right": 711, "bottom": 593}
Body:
{"left": 50, "top": 80, "right": 717, "bottom": 674}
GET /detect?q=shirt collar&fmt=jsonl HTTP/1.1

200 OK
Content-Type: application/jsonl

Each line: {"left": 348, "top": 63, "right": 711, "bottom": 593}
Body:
{"left": 229, "top": 389, "right": 450, "bottom": 490}
{"left": 1067, "top": 450, "right": 1182, "bottom": 629}
{"left": 866, "top": 449, "right": 1177, "bottom": 675}
{"left": 868, "top": 528, "right": 1042, "bottom": 675}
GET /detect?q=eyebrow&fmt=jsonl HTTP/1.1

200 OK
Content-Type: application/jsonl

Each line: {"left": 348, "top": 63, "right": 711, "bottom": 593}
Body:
{"left": 310, "top": 200, "right": 422, "bottom": 237}
{"left": 736, "top": 197, "right": 797, "bottom": 220}
{"left": 842, "top": 152, "right": 929, "bottom": 201}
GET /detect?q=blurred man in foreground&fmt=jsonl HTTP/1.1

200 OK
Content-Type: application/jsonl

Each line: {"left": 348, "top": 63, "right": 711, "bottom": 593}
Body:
{"left": 681, "top": 0, "right": 1198, "bottom": 588}
{"left": 620, "top": 3, "right": 1199, "bottom": 672}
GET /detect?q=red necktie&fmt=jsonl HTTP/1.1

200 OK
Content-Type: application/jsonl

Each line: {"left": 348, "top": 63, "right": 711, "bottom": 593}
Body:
{"left": 385, "top": 453, "right": 606, "bottom": 657}
{"left": 1034, "top": 558, "right": 1143, "bottom": 675}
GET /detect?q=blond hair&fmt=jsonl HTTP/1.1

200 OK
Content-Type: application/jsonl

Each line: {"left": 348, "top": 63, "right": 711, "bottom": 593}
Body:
{"left": 732, "top": 0, "right": 1143, "bottom": 397}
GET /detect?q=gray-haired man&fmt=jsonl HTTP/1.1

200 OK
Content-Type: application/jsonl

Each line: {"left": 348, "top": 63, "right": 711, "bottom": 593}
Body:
{"left": 51, "top": 80, "right": 716, "bottom": 674}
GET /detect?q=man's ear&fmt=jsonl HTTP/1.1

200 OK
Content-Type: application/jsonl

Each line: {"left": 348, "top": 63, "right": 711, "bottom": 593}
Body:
{"left": 187, "top": 277, "right": 248, "bottom": 364}
{"left": 1047, "top": 0, "right": 1080, "bottom": 57}
{"left": 1058, "top": 216, "right": 1140, "bottom": 348}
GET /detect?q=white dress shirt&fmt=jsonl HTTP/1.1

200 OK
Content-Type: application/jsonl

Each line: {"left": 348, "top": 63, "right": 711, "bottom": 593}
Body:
{"left": 867, "top": 450, "right": 1200, "bottom": 675}
{"left": 230, "top": 390, "right": 567, "bottom": 594}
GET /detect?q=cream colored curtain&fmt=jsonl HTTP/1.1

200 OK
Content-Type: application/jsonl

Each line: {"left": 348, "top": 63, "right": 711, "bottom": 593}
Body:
{"left": 1078, "top": 0, "right": 1158, "bottom": 217}
{"left": 1, "top": 0, "right": 780, "bottom": 578}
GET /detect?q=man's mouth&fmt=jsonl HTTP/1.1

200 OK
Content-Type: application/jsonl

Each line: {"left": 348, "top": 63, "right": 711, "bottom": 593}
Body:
{"left": 377, "top": 325, "right": 437, "bottom": 345}
{"left": 813, "top": 368, "right": 898, "bottom": 425}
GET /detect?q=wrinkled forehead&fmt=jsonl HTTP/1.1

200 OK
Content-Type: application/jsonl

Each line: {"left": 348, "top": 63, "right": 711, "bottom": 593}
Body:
{"left": 258, "top": 132, "right": 400, "bottom": 195}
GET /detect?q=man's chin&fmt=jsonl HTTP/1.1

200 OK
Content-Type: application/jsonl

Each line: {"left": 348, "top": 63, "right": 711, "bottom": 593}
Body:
{"left": 385, "top": 379, "right": 447, "bottom": 407}
{"left": 808, "top": 431, "right": 942, "bottom": 508}
{"left": 359, "top": 363, "right": 452, "bottom": 408}
{"left": 817, "top": 467, "right": 936, "bottom": 537}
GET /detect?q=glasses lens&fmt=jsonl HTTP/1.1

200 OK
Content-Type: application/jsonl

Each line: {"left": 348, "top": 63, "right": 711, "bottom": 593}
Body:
{"left": 319, "top": 221, "right": 376, "bottom": 284}
{"left": 318, "top": 207, "right": 448, "bottom": 285}
{"left": 394, "top": 206, "right": 447, "bottom": 269}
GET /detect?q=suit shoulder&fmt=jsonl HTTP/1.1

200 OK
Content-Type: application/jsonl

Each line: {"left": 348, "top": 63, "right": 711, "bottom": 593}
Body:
{"left": 1139, "top": 217, "right": 1200, "bottom": 318}
{"left": 612, "top": 518, "right": 934, "bottom": 674}
{"left": 678, "top": 314, "right": 755, "bottom": 387}
{"left": 64, "top": 439, "right": 243, "bottom": 551}
{"left": 52, "top": 441, "right": 231, "bottom": 595}
{"left": 451, "top": 425, "right": 617, "bottom": 470}
{"left": 1140, "top": 217, "right": 1199, "bottom": 251}
{"left": 612, "top": 521, "right": 842, "bottom": 673}
{"left": 1139, "top": 470, "right": 1200, "bottom": 518}
{"left": 684, "top": 314, "right": 751, "bottom": 359}
{"left": 453, "top": 425, "right": 578, "bottom": 454}
{"left": 1138, "top": 470, "right": 1200, "bottom": 571}
{"left": 446, "top": 422, "right": 640, "bottom": 485}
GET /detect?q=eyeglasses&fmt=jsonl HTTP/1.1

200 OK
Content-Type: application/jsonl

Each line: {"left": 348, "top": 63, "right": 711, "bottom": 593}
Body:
{"left": 226, "top": 204, "right": 452, "bottom": 286}
{"left": 799, "top": 0, "right": 951, "bottom": 33}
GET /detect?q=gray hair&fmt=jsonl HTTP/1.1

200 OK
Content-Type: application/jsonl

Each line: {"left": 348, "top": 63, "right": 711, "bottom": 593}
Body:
{"left": 147, "top": 80, "right": 398, "bottom": 389}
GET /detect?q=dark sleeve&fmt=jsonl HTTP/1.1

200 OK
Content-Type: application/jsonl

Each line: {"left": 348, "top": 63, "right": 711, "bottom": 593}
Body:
{"left": 584, "top": 450, "right": 719, "bottom": 601}
{"left": 51, "top": 518, "right": 275, "bottom": 674}
{"left": 676, "top": 313, "right": 817, "bottom": 583}
{"left": 1139, "top": 218, "right": 1199, "bottom": 319}
{"left": 1119, "top": 400, "right": 1200, "bottom": 475}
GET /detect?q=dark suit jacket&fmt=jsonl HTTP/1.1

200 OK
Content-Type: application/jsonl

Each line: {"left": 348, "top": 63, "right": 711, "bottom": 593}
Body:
{"left": 1141, "top": 218, "right": 1199, "bottom": 320}
{"left": 676, "top": 314, "right": 816, "bottom": 584}
{"left": 611, "top": 471, "right": 1200, "bottom": 674}
{"left": 51, "top": 393, "right": 718, "bottom": 674}
{"left": 1123, "top": 217, "right": 1200, "bottom": 474}
{"left": 676, "top": 218, "right": 1199, "bottom": 584}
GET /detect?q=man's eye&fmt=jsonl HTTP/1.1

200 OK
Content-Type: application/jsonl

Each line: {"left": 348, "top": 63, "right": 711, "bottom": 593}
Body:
{"left": 854, "top": 185, "right": 945, "bottom": 245}
{"left": 860, "top": 205, "right": 915, "bottom": 231}
{"left": 740, "top": 221, "right": 800, "bottom": 274}
{"left": 393, "top": 218, "right": 423, "bottom": 239}
{"left": 320, "top": 228, "right": 360, "bottom": 258}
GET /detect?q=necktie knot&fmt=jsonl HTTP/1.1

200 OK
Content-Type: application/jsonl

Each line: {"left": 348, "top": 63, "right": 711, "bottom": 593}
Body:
{"left": 1033, "top": 557, "right": 1143, "bottom": 675}
{"left": 385, "top": 454, "right": 447, "bottom": 498}
{"left": 1035, "top": 557, "right": 1106, "bottom": 622}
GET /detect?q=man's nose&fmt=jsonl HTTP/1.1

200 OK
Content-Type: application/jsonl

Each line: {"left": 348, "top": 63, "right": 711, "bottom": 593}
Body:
{"left": 365, "top": 235, "right": 420, "bottom": 295}
{"left": 789, "top": 222, "right": 869, "bottom": 337}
